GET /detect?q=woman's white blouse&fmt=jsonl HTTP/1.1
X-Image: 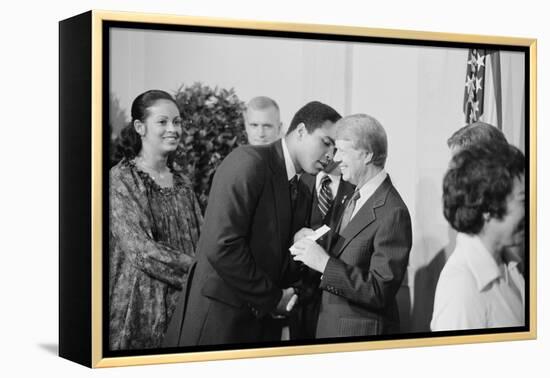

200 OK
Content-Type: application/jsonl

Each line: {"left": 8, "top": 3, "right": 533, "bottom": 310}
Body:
{"left": 431, "top": 233, "right": 524, "bottom": 331}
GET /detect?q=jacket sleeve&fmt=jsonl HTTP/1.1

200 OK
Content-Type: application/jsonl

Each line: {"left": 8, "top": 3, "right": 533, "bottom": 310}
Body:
{"left": 202, "top": 148, "right": 282, "bottom": 317}
{"left": 319, "top": 206, "right": 412, "bottom": 310}
{"left": 109, "top": 175, "right": 194, "bottom": 289}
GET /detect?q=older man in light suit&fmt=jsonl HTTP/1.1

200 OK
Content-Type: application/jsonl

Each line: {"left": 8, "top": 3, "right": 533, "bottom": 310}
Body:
{"left": 292, "top": 114, "right": 412, "bottom": 337}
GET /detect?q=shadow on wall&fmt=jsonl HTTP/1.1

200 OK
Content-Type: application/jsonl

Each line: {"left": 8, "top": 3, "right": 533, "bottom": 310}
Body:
{"left": 397, "top": 176, "right": 458, "bottom": 333}
{"left": 410, "top": 227, "right": 456, "bottom": 332}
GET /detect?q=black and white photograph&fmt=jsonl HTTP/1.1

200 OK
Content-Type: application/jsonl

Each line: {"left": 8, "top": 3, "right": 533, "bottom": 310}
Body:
{"left": 103, "top": 18, "right": 530, "bottom": 358}
{"left": 7, "top": 0, "right": 550, "bottom": 376}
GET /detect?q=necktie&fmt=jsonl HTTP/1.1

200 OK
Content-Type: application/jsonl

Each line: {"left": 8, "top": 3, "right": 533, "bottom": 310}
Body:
{"left": 339, "top": 191, "right": 361, "bottom": 232}
{"left": 318, "top": 175, "right": 334, "bottom": 218}
{"left": 289, "top": 175, "right": 299, "bottom": 211}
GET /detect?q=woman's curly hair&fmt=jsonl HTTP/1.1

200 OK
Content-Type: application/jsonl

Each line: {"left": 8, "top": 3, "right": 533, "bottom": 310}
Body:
{"left": 443, "top": 142, "right": 525, "bottom": 234}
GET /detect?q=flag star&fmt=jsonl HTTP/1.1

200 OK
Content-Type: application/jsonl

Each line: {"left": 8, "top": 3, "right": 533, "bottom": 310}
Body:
{"left": 467, "top": 91, "right": 475, "bottom": 104}
{"left": 475, "top": 76, "right": 483, "bottom": 92}
{"left": 469, "top": 108, "right": 477, "bottom": 123}
{"left": 475, "top": 53, "right": 485, "bottom": 69}
{"left": 465, "top": 74, "right": 475, "bottom": 93}
{"left": 472, "top": 100, "right": 480, "bottom": 114}
{"left": 468, "top": 55, "right": 477, "bottom": 69}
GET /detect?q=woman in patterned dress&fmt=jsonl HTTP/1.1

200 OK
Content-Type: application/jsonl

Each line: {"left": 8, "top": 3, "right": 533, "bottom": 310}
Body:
{"left": 109, "top": 90, "right": 202, "bottom": 350}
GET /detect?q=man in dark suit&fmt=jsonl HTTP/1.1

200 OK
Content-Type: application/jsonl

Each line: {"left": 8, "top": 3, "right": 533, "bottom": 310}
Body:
{"left": 177, "top": 101, "right": 342, "bottom": 346}
{"left": 290, "top": 162, "right": 354, "bottom": 339}
{"left": 292, "top": 114, "right": 412, "bottom": 338}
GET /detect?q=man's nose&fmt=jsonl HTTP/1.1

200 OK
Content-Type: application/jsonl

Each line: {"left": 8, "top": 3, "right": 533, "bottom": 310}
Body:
{"left": 333, "top": 149, "right": 342, "bottom": 162}
{"left": 329, "top": 146, "right": 340, "bottom": 159}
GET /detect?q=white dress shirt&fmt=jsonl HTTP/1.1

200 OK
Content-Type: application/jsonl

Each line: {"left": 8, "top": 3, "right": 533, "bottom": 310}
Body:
{"left": 350, "top": 169, "right": 387, "bottom": 219}
{"left": 431, "top": 233, "right": 525, "bottom": 331}
{"left": 281, "top": 138, "right": 297, "bottom": 181}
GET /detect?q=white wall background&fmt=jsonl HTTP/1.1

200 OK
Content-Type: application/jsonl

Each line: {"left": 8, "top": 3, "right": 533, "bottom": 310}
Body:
{"left": 1, "top": 0, "right": 547, "bottom": 377}
{"left": 110, "top": 30, "right": 525, "bottom": 331}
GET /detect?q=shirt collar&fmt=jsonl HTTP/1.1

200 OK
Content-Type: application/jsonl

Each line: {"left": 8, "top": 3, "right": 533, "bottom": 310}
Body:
{"left": 457, "top": 233, "right": 503, "bottom": 292}
{"left": 281, "top": 138, "right": 297, "bottom": 181}
{"left": 356, "top": 169, "right": 387, "bottom": 202}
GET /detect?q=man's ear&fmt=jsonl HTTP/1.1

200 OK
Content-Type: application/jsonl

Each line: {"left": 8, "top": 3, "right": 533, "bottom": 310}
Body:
{"left": 134, "top": 119, "right": 146, "bottom": 137}
{"left": 364, "top": 151, "right": 374, "bottom": 166}
{"left": 296, "top": 123, "right": 306, "bottom": 139}
{"left": 276, "top": 122, "right": 283, "bottom": 137}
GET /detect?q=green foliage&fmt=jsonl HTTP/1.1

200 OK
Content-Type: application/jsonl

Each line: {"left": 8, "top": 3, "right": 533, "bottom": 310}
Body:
{"left": 172, "top": 83, "right": 247, "bottom": 211}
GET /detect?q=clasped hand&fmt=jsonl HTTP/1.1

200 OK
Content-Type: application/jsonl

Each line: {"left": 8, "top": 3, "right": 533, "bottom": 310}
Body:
{"left": 291, "top": 228, "right": 330, "bottom": 273}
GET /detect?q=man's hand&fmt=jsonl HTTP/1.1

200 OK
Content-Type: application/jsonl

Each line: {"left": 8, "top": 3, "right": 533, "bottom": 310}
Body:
{"left": 293, "top": 227, "right": 315, "bottom": 243}
{"left": 290, "top": 238, "right": 330, "bottom": 273}
{"left": 273, "top": 287, "right": 298, "bottom": 315}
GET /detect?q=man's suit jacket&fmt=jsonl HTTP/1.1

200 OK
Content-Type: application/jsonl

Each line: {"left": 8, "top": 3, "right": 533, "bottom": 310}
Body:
{"left": 290, "top": 173, "right": 355, "bottom": 340}
{"left": 316, "top": 176, "right": 412, "bottom": 338}
{"left": 176, "top": 140, "right": 309, "bottom": 346}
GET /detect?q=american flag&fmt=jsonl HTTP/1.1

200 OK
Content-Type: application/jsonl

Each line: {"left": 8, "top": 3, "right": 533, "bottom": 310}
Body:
{"left": 463, "top": 49, "right": 502, "bottom": 128}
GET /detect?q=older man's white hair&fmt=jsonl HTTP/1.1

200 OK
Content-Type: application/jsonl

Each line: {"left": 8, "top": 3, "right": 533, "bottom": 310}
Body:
{"left": 336, "top": 114, "right": 388, "bottom": 168}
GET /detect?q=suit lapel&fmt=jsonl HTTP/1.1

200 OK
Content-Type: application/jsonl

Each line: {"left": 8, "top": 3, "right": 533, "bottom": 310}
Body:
{"left": 323, "top": 179, "right": 354, "bottom": 249}
{"left": 333, "top": 177, "right": 392, "bottom": 258}
{"left": 328, "top": 179, "right": 355, "bottom": 226}
{"left": 270, "top": 140, "right": 292, "bottom": 251}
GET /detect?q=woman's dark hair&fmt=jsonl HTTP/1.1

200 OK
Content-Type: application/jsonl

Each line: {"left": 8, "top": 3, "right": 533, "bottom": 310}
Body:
{"left": 113, "top": 90, "right": 178, "bottom": 162}
{"left": 443, "top": 142, "right": 525, "bottom": 234}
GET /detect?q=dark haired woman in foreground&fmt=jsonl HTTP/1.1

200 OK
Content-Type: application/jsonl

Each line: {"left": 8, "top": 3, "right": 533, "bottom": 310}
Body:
{"left": 109, "top": 90, "right": 202, "bottom": 350}
{"left": 431, "top": 143, "right": 525, "bottom": 331}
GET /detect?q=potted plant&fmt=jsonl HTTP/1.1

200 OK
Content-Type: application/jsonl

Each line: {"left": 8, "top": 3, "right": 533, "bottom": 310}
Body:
{"left": 172, "top": 82, "right": 247, "bottom": 211}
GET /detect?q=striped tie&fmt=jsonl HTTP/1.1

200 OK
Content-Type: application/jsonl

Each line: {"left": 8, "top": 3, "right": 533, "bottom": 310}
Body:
{"left": 318, "top": 175, "right": 334, "bottom": 218}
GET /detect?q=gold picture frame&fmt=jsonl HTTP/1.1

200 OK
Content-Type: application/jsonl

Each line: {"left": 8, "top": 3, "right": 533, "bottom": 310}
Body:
{"left": 59, "top": 9, "right": 537, "bottom": 368}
